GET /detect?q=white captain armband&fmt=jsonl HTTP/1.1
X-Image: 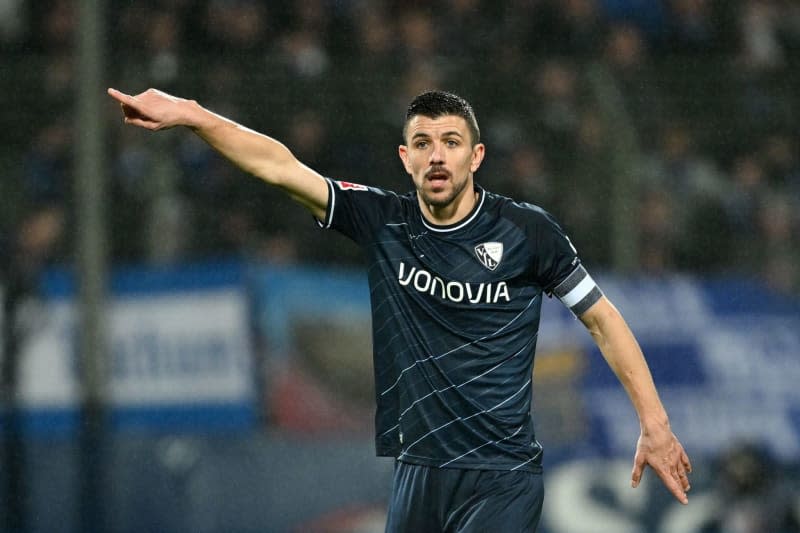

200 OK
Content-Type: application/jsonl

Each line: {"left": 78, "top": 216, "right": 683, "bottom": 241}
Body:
{"left": 552, "top": 265, "right": 603, "bottom": 317}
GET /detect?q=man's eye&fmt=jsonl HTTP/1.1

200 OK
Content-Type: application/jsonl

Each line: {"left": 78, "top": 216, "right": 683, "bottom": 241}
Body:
{"left": 416, "top": 141, "right": 428, "bottom": 149}
{"left": 447, "top": 140, "right": 459, "bottom": 147}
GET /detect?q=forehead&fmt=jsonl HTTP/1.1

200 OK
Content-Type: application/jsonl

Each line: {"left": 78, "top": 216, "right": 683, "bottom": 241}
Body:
{"left": 405, "top": 114, "right": 471, "bottom": 138}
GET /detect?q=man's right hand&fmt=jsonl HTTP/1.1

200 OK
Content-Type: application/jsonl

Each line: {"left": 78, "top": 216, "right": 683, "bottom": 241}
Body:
{"left": 108, "top": 88, "right": 193, "bottom": 131}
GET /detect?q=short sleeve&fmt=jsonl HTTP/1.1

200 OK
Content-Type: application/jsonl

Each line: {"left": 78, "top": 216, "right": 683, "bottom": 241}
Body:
{"left": 530, "top": 208, "right": 602, "bottom": 316}
{"left": 317, "top": 178, "right": 399, "bottom": 245}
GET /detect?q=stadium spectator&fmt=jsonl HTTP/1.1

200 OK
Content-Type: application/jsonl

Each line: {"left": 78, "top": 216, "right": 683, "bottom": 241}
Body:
{"left": 275, "top": 28, "right": 330, "bottom": 79}
{"left": 664, "top": 0, "right": 718, "bottom": 53}
{"left": 114, "top": 5, "right": 184, "bottom": 88}
{"left": 557, "top": 0, "right": 606, "bottom": 57}
{"left": 510, "top": 0, "right": 605, "bottom": 58}
{"left": 753, "top": 193, "right": 799, "bottom": 294}
{"left": 698, "top": 441, "right": 800, "bottom": 533}
{"left": 0, "top": 202, "right": 67, "bottom": 305}
{"left": 636, "top": 188, "right": 679, "bottom": 275}
{"left": 759, "top": 132, "right": 800, "bottom": 190}
{"left": 723, "top": 153, "right": 771, "bottom": 247}
{"left": 528, "top": 59, "right": 583, "bottom": 170}
{"left": 396, "top": 8, "right": 438, "bottom": 64}
{"left": 502, "top": 142, "right": 555, "bottom": 211}
{"left": 641, "top": 121, "right": 726, "bottom": 200}
{"left": 738, "top": 0, "right": 786, "bottom": 72}
{"left": 0, "top": 0, "right": 26, "bottom": 51}
{"left": 602, "top": 22, "right": 665, "bottom": 140}
{"left": 600, "top": 0, "right": 668, "bottom": 41}
{"left": 202, "top": 0, "right": 269, "bottom": 55}
{"left": 40, "top": 53, "right": 74, "bottom": 107}
{"left": 143, "top": 9, "right": 183, "bottom": 86}
{"left": 39, "top": 0, "right": 74, "bottom": 52}
{"left": 22, "top": 121, "right": 72, "bottom": 204}
{"left": 559, "top": 110, "right": 614, "bottom": 265}
{"left": 348, "top": 4, "right": 397, "bottom": 72}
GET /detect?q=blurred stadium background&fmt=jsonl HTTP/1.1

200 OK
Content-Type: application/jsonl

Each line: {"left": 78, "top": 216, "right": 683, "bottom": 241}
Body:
{"left": 1, "top": 1, "right": 800, "bottom": 532}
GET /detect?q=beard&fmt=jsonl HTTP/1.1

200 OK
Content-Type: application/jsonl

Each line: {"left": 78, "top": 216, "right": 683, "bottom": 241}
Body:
{"left": 417, "top": 169, "right": 471, "bottom": 208}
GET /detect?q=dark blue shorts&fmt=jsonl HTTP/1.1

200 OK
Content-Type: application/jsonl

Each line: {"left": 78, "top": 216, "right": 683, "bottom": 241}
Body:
{"left": 385, "top": 461, "right": 544, "bottom": 533}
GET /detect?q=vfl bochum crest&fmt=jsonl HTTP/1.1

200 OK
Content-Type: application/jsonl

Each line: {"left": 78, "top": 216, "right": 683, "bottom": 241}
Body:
{"left": 474, "top": 242, "right": 504, "bottom": 271}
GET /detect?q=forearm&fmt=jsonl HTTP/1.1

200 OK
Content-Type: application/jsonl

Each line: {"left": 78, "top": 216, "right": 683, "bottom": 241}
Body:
{"left": 581, "top": 298, "right": 668, "bottom": 429}
{"left": 183, "top": 100, "right": 300, "bottom": 187}
{"left": 581, "top": 297, "right": 691, "bottom": 503}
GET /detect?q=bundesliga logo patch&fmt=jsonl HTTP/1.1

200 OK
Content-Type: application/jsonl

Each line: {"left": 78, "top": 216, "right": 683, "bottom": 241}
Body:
{"left": 474, "top": 242, "right": 503, "bottom": 271}
{"left": 335, "top": 180, "right": 368, "bottom": 191}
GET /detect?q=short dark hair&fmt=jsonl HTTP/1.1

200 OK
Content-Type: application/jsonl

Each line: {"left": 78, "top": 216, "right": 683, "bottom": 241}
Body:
{"left": 404, "top": 90, "right": 481, "bottom": 146}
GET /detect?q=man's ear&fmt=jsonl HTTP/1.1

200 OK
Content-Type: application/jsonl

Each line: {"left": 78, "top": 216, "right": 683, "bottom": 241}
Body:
{"left": 398, "top": 145, "right": 412, "bottom": 174}
{"left": 470, "top": 143, "right": 486, "bottom": 173}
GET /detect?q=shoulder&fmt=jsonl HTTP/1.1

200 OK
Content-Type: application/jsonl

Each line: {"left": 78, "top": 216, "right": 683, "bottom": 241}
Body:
{"left": 328, "top": 178, "right": 407, "bottom": 206}
{"left": 323, "top": 177, "right": 415, "bottom": 228}
{"left": 484, "top": 190, "right": 563, "bottom": 231}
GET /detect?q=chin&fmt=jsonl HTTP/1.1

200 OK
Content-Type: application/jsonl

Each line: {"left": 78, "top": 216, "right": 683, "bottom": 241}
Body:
{"left": 421, "top": 190, "right": 455, "bottom": 207}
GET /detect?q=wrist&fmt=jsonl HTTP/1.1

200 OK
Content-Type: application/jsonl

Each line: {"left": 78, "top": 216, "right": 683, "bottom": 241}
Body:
{"left": 639, "top": 411, "right": 670, "bottom": 433}
{"left": 183, "top": 99, "right": 208, "bottom": 130}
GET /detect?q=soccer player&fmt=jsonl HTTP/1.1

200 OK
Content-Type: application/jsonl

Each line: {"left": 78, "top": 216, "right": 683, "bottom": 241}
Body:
{"left": 108, "top": 87, "right": 692, "bottom": 532}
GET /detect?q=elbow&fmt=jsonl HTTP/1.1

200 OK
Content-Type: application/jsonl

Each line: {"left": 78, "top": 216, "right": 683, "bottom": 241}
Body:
{"left": 253, "top": 153, "right": 300, "bottom": 187}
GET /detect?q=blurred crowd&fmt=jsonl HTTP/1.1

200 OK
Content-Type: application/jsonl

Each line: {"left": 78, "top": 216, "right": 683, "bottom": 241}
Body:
{"left": 2, "top": 0, "right": 800, "bottom": 294}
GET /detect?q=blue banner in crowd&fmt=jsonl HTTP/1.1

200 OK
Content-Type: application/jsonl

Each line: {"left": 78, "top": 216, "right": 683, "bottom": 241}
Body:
{"left": 9, "top": 261, "right": 257, "bottom": 434}
{"left": 12, "top": 260, "right": 800, "bottom": 456}
{"left": 574, "top": 276, "right": 800, "bottom": 462}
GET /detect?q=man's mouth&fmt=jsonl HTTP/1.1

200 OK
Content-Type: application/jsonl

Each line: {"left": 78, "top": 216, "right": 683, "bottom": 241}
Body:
{"left": 426, "top": 168, "right": 450, "bottom": 183}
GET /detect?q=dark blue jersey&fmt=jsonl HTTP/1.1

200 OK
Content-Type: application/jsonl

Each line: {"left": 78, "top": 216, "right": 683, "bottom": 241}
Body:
{"left": 318, "top": 179, "right": 602, "bottom": 473}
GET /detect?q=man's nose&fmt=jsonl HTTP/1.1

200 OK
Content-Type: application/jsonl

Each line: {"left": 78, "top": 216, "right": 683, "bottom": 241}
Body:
{"left": 430, "top": 141, "right": 445, "bottom": 164}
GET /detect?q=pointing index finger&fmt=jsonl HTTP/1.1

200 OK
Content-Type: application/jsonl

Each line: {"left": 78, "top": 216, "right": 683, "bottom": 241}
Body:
{"left": 107, "top": 88, "right": 134, "bottom": 105}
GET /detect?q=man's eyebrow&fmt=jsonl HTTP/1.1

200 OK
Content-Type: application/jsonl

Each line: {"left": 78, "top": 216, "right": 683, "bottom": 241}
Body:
{"left": 411, "top": 130, "right": 464, "bottom": 139}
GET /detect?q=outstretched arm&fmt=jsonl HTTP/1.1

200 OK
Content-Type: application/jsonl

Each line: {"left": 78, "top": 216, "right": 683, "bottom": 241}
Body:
{"left": 579, "top": 296, "right": 692, "bottom": 504}
{"left": 107, "top": 88, "right": 329, "bottom": 220}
